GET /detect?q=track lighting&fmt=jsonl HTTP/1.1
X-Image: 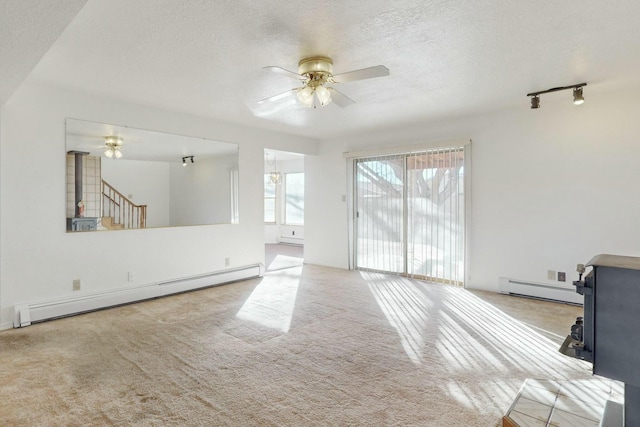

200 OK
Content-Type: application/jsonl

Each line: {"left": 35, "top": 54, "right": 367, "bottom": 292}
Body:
{"left": 531, "top": 95, "right": 540, "bottom": 109}
{"left": 573, "top": 87, "right": 584, "bottom": 105}
{"left": 182, "top": 156, "right": 194, "bottom": 166}
{"left": 527, "top": 83, "right": 587, "bottom": 109}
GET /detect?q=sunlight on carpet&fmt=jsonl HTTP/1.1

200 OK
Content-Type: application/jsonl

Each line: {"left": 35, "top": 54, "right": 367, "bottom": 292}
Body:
{"left": 236, "top": 268, "right": 301, "bottom": 332}
{"left": 362, "top": 270, "right": 592, "bottom": 416}
{"left": 267, "top": 254, "right": 304, "bottom": 271}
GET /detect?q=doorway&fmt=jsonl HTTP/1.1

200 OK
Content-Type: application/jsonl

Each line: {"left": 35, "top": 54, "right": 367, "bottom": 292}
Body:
{"left": 264, "top": 149, "right": 305, "bottom": 272}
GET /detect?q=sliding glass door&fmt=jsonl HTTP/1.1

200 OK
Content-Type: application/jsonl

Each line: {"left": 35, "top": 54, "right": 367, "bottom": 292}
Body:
{"left": 354, "top": 147, "right": 466, "bottom": 285}
{"left": 355, "top": 155, "right": 405, "bottom": 274}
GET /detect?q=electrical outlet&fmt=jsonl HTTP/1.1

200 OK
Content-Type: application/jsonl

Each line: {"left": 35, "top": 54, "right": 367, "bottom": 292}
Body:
{"left": 547, "top": 270, "right": 556, "bottom": 280}
{"left": 558, "top": 272, "right": 566, "bottom": 282}
{"left": 225, "top": 257, "right": 230, "bottom": 267}
{"left": 128, "top": 272, "right": 135, "bottom": 282}
{"left": 73, "top": 279, "right": 81, "bottom": 291}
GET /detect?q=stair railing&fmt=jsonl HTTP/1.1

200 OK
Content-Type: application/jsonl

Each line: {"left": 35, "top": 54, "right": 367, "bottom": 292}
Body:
{"left": 102, "top": 180, "right": 147, "bottom": 229}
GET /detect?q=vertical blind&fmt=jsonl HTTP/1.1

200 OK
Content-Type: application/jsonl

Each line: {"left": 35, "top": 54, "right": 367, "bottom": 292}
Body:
{"left": 355, "top": 147, "right": 465, "bottom": 285}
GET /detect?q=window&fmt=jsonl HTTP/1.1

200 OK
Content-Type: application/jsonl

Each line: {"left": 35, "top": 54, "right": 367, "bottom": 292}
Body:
{"left": 264, "top": 174, "right": 276, "bottom": 223}
{"left": 284, "top": 172, "right": 304, "bottom": 225}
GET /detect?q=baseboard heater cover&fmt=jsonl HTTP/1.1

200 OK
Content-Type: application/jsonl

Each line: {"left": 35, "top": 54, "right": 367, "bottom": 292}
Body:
{"left": 13, "top": 264, "right": 264, "bottom": 328}
{"left": 498, "top": 277, "right": 583, "bottom": 305}
{"left": 278, "top": 236, "right": 304, "bottom": 245}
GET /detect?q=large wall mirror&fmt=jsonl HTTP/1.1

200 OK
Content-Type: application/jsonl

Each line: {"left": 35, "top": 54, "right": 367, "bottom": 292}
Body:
{"left": 65, "top": 118, "right": 239, "bottom": 232}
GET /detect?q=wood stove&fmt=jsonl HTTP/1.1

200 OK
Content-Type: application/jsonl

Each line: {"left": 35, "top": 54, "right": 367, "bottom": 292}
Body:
{"left": 562, "top": 254, "right": 640, "bottom": 426}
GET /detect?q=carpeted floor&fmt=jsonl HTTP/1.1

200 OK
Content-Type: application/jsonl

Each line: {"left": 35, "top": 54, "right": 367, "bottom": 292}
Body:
{"left": 265, "top": 243, "right": 304, "bottom": 272}
{"left": 0, "top": 265, "right": 594, "bottom": 426}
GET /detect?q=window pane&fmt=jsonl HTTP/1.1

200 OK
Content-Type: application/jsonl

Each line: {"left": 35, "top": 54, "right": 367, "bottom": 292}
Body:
{"left": 264, "top": 198, "right": 275, "bottom": 223}
{"left": 264, "top": 175, "right": 275, "bottom": 197}
{"left": 285, "top": 173, "right": 304, "bottom": 225}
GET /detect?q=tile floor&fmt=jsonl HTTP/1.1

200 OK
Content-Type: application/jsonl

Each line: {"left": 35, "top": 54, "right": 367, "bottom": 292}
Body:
{"left": 503, "top": 378, "right": 623, "bottom": 426}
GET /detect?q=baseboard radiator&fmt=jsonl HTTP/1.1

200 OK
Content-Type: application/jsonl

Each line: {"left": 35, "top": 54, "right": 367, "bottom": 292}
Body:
{"left": 13, "top": 264, "right": 264, "bottom": 328}
{"left": 498, "top": 277, "right": 583, "bottom": 305}
{"left": 278, "top": 236, "right": 303, "bottom": 245}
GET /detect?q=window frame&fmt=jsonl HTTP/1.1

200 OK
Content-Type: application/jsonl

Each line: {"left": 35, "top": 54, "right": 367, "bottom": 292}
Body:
{"left": 264, "top": 174, "right": 277, "bottom": 224}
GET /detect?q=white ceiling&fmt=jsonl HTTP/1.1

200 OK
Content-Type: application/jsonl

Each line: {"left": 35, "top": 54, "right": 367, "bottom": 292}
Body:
{"left": 6, "top": 1, "right": 640, "bottom": 140}
{"left": 0, "top": 0, "right": 87, "bottom": 105}
{"left": 66, "top": 118, "right": 237, "bottom": 163}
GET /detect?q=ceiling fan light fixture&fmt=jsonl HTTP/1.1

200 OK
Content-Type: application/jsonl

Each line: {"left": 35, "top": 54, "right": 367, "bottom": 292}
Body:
{"left": 315, "top": 85, "right": 332, "bottom": 106}
{"left": 297, "top": 86, "right": 315, "bottom": 107}
{"left": 261, "top": 56, "right": 390, "bottom": 110}
{"left": 298, "top": 56, "right": 333, "bottom": 75}
{"left": 105, "top": 148, "right": 114, "bottom": 158}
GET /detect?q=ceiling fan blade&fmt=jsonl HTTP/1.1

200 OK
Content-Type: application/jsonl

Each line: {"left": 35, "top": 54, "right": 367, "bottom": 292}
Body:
{"left": 333, "top": 65, "right": 390, "bottom": 83}
{"left": 263, "top": 66, "right": 301, "bottom": 80}
{"left": 257, "top": 89, "right": 297, "bottom": 104}
{"left": 328, "top": 88, "right": 355, "bottom": 108}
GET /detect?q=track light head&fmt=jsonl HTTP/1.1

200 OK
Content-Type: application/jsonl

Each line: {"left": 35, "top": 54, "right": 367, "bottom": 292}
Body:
{"left": 573, "top": 87, "right": 584, "bottom": 105}
{"left": 531, "top": 95, "right": 540, "bottom": 109}
{"left": 182, "top": 156, "right": 194, "bottom": 166}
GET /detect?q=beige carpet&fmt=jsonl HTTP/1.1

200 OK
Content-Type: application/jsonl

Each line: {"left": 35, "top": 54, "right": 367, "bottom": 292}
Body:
{"left": 265, "top": 244, "right": 304, "bottom": 272}
{"left": 0, "top": 265, "right": 593, "bottom": 426}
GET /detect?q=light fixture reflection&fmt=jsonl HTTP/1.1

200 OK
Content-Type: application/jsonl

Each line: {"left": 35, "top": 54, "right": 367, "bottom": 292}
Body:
{"left": 104, "top": 136, "right": 123, "bottom": 159}
{"left": 182, "top": 156, "right": 194, "bottom": 166}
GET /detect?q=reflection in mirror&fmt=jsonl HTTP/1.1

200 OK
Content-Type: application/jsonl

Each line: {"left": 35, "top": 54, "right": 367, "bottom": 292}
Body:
{"left": 65, "top": 119, "right": 239, "bottom": 232}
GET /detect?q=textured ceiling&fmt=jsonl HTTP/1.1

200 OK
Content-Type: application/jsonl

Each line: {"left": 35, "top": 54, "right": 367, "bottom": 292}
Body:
{"left": 11, "top": 1, "right": 640, "bottom": 139}
{"left": 0, "top": 0, "right": 87, "bottom": 105}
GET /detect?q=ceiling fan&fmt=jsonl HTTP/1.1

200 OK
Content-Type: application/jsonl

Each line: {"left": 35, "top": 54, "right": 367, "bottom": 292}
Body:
{"left": 258, "top": 56, "right": 389, "bottom": 108}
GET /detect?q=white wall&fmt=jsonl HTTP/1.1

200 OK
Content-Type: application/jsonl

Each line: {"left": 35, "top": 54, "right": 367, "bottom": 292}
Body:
{"left": 101, "top": 158, "right": 171, "bottom": 228}
{"left": 169, "top": 154, "right": 236, "bottom": 226}
{"left": 306, "top": 84, "right": 640, "bottom": 292}
{"left": 0, "top": 81, "right": 318, "bottom": 329}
